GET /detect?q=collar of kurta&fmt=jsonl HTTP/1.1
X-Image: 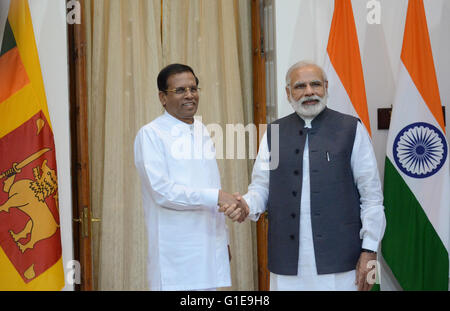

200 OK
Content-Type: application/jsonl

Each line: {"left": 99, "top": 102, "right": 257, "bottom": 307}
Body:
{"left": 163, "top": 111, "right": 197, "bottom": 133}
{"left": 293, "top": 106, "right": 329, "bottom": 129}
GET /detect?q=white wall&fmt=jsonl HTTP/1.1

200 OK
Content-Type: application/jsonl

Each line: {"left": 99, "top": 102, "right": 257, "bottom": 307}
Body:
{"left": 29, "top": 0, "right": 74, "bottom": 291}
{"left": 273, "top": 0, "right": 450, "bottom": 290}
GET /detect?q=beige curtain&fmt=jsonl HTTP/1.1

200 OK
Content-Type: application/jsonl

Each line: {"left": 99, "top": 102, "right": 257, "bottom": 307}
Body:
{"left": 86, "top": 0, "right": 255, "bottom": 290}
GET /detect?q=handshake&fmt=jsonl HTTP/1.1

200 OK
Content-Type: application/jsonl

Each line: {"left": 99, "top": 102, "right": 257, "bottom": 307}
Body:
{"left": 218, "top": 190, "right": 250, "bottom": 223}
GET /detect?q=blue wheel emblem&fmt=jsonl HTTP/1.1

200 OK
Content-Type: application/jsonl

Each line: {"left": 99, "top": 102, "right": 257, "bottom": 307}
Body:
{"left": 393, "top": 122, "right": 447, "bottom": 178}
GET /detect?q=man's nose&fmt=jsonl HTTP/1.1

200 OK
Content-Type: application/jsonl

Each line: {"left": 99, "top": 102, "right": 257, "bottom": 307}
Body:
{"left": 184, "top": 88, "right": 194, "bottom": 98}
{"left": 304, "top": 84, "right": 314, "bottom": 96}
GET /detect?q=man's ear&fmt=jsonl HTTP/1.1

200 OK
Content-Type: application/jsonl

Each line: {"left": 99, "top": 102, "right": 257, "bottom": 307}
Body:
{"left": 324, "top": 80, "right": 328, "bottom": 91}
{"left": 285, "top": 87, "right": 291, "bottom": 102}
{"left": 159, "top": 91, "right": 166, "bottom": 107}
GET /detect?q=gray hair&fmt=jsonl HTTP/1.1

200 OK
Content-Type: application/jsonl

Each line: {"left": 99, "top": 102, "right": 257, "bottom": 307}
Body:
{"left": 285, "top": 60, "right": 328, "bottom": 87}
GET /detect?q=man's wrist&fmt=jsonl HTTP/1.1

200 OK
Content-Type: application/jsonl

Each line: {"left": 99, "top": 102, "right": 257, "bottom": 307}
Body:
{"left": 361, "top": 248, "right": 377, "bottom": 254}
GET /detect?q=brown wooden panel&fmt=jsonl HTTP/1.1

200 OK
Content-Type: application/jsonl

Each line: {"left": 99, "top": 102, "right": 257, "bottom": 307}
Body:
{"left": 378, "top": 106, "right": 446, "bottom": 129}
{"left": 67, "top": 0, "right": 94, "bottom": 291}
{"left": 251, "top": 0, "right": 270, "bottom": 291}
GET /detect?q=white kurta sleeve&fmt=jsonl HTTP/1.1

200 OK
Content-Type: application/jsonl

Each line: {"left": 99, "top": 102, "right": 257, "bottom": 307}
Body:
{"left": 243, "top": 132, "right": 270, "bottom": 221}
{"left": 134, "top": 127, "right": 219, "bottom": 211}
{"left": 351, "top": 122, "right": 386, "bottom": 251}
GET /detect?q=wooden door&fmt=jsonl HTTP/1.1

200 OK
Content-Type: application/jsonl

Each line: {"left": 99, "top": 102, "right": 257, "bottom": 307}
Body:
{"left": 251, "top": 0, "right": 269, "bottom": 291}
{"left": 67, "top": 0, "right": 97, "bottom": 291}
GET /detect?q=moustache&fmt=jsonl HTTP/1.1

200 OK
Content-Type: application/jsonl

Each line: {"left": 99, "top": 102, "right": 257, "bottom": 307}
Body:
{"left": 299, "top": 95, "right": 323, "bottom": 105}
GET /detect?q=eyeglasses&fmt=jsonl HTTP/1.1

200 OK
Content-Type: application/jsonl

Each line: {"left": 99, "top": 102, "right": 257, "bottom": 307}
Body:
{"left": 165, "top": 87, "right": 201, "bottom": 95}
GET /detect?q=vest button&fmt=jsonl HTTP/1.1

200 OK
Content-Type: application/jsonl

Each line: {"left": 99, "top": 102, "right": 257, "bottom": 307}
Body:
{"left": 294, "top": 170, "right": 299, "bottom": 176}
{"left": 291, "top": 213, "right": 296, "bottom": 218}
{"left": 290, "top": 234, "right": 295, "bottom": 240}
{"left": 299, "top": 130, "right": 303, "bottom": 136}
{"left": 292, "top": 191, "right": 297, "bottom": 197}
{"left": 295, "top": 149, "right": 300, "bottom": 154}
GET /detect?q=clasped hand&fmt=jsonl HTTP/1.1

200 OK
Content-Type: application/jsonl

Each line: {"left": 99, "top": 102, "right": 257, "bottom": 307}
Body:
{"left": 218, "top": 190, "right": 249, "bottom": 223}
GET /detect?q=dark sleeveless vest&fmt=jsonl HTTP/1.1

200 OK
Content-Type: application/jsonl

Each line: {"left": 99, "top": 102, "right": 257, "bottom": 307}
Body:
{"left": 266, "top": 107, "right": 361, "bottom": 275}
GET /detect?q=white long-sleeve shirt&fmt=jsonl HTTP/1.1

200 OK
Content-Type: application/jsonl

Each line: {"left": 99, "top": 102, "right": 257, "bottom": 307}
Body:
{"left": 134, "top": 111, "right": 231, "bottom": 291}
{"left": 243, "top": 120, "right": 386, "bottom": 290}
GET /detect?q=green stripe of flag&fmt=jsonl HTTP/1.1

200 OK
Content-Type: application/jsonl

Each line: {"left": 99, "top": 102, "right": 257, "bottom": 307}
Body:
{"left": 382, "top": 158, "right": 449, "bottom": 290}
{"left": 1, "top": 20, "right": 16, "bottom": 57}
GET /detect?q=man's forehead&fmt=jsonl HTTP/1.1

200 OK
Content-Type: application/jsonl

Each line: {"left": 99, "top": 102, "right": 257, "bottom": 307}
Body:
{"left": 290, "top": 66, "right": 324, "bottom": 83}
{"left": 167, "top": 71, "right": 196, "bottom": 86}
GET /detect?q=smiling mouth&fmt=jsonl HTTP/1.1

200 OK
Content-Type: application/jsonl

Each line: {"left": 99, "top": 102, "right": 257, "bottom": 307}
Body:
{"left": 182, "top": 102, "right": 196, "bottom": 107}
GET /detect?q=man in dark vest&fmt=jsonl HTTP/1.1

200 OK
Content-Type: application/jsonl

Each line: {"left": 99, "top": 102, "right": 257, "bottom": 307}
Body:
{"left": 221, "top": 61, "right": 385, "bottom": 291}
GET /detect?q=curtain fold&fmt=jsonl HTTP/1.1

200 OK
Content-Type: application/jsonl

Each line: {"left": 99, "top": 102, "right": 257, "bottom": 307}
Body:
{"left": 86, "top": 0, "right": 163, "bottom": 290}
{"left": 86, "top": 0, "right": 254, "bottom": 290}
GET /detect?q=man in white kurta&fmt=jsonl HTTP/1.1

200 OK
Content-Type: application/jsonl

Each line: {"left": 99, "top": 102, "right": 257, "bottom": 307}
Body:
{"left": 134, "top": 64, "right": 231, "bottom": 290}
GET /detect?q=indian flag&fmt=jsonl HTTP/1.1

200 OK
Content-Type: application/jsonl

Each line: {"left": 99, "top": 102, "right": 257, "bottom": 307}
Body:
{"left": 382, "top": 0, "right": 449, "bottom": 290}
{"left": 0, "top": 0, "right": 64, "bottom": 290}
{"left": 324, "top": 0, "right": 371, "bottom": 136}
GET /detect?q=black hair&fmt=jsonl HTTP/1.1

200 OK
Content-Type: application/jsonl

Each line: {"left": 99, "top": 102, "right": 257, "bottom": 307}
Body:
{"left": 157, "top": 63, "right": 199, "bottom": 92}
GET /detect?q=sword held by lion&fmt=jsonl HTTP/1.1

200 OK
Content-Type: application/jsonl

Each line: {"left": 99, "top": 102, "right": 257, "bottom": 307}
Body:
{"left": 0, "top": 148, "right": 60, "bottom": 254}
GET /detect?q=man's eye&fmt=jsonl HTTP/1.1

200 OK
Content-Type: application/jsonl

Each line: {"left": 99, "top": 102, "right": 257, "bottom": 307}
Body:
{"left": 294, "top": 85, "right": 306, "bottom": 89}
{"left": 175, "top": 88, "right": 186, "bottom": 94}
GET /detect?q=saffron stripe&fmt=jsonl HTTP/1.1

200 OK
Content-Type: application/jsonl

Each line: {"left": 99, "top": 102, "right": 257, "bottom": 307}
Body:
{"left": 400, "top": 0, "right": 445, "bottom": 133}
{"left": 0, "top": 47, "right": 30, "bottom": 103}
{"left": 326, "top": 0, "right": 371, "bottom": 136}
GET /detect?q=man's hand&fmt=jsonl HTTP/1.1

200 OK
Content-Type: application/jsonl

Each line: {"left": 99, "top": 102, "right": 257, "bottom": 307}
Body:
{"left": 219, "top": 192, "right": 249, "bottom": 223}
{"left": 355, "top": 251, "right": 377, "bottom": 291}
{"left": 218, "top": 190, "right": 239, "bottom": 207}
{"left": 218, "top": 190, "right": 241, "bottom": 222}
{"left": 233, "top": 193, "right": 249, "bottom": 223}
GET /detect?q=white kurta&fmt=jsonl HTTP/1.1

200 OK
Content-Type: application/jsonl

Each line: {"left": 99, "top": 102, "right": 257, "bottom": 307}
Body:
{"left": 134, "top": 111, "right": 231, "bottom": 291}
{"left": 243, "top": 119, "right": 386, "bottom": 291}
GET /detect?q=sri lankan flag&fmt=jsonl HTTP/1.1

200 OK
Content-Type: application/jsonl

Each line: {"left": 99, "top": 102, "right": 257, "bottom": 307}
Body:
{"left": 0, "top": 0, "right": 64, "bottom": 290}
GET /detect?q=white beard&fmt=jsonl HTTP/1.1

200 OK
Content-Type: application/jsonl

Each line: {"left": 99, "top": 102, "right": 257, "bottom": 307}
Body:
{"left": 289, "top": 94, "right": 327, "bottom": 118}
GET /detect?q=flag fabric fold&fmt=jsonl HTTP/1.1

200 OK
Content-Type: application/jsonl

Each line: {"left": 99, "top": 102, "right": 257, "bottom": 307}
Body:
{"left": 382, "top": 0, "right": 449, "bottom": 290}
{"left": 324, "top": 0, "right": 372, "bottom": 136}
{"left": 0, "top": 0, "right": 64, "bottom": 290}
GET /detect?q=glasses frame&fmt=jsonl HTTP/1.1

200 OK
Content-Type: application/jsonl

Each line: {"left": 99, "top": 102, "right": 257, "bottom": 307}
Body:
{"left": 164, "top": 87, "right": 201, "bottom": 95}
